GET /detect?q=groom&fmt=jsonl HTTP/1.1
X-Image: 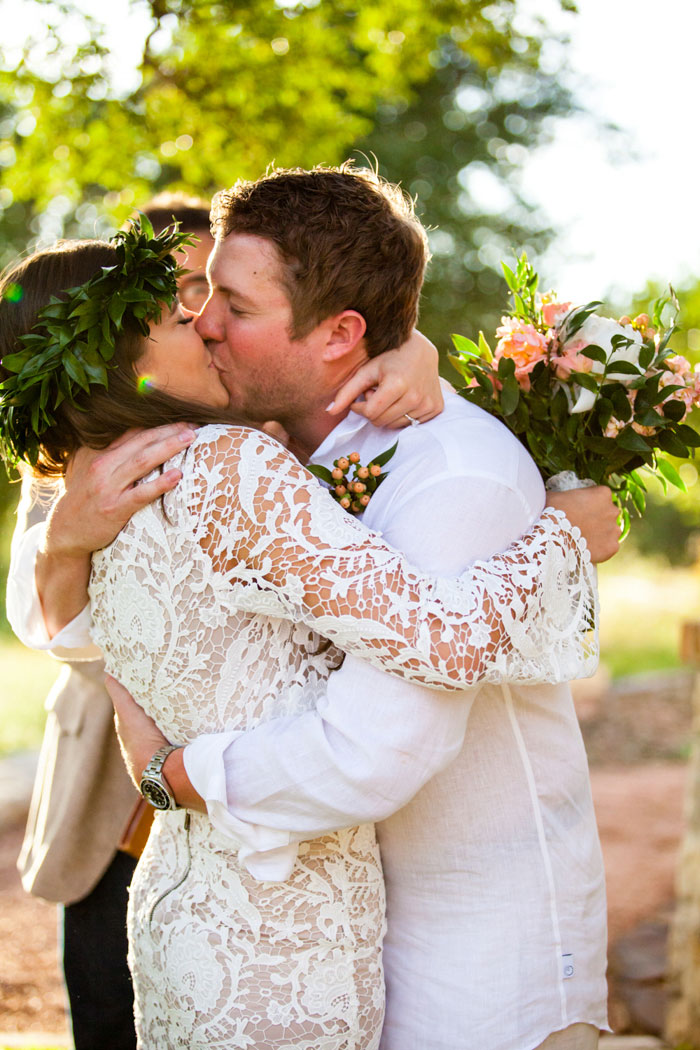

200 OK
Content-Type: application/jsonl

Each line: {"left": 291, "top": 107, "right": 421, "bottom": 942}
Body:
{"left": 14, "top": 165, "right": 617, "bottom": 1050}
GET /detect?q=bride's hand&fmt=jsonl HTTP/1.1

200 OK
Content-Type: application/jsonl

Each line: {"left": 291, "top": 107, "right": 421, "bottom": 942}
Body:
{"left": 545, "top": 486, "right": 621, "bottom": 563}
{"left": 329, "top": 330, "right": 445, "bottom": 429}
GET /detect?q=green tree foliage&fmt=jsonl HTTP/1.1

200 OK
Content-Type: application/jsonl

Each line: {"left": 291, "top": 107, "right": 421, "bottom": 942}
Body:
{"left": 0, "top": 0, "right": 578, "bottom": 607}
{"left": 358, "top": 34, "right": 571, "bottom": 355}
{"left": 0, "top": 0, "right": 573, "bottom": 263}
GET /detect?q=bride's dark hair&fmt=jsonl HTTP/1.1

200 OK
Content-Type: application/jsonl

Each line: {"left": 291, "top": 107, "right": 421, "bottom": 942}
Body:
{"left": 0, "top": 239, "right": 237, "bottom": 477}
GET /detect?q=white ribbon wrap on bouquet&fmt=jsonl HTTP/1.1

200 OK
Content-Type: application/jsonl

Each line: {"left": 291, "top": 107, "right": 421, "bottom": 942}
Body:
{"left": 545, "top": 470, "right": 596, "bottom": 492}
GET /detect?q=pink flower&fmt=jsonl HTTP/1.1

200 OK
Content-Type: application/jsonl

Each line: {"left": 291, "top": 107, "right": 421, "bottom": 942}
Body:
{"left": 677, "top": 372, "right": 700, "bottom": 414}
{"left": 604, "top": 418, "right": 624, "bottom": 439}
{"left": 659, "top": 369, "right": 678, "bottom": 390}
{"left": 657, "top": 367, "right": 700, "bottom": 419}
{"left": 494, "top": 317, "right": 549, "bottom": 389}
{"left": 665, "top": 354, "right": 692, "bottom": 378}
{"left": 550, "top": 339, "right": 594, "bottom": 381}
{"left": 542, "top": 301, "right": 572, "bottom": 329}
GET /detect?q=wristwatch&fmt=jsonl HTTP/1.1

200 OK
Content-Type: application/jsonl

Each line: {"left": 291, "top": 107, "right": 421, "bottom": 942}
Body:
{"left": 139, "top": 744, "right": 182, "bottom": 810}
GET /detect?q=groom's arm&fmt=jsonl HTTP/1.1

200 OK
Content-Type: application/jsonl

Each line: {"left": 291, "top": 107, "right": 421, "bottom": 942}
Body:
{"left": 112, "top": 472, "right": 545, "bottom": 844}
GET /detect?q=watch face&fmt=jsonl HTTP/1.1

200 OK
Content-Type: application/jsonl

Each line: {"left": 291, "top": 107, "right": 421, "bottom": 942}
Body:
{"left": 141, "top": 778, "right": 172, "bottom": 810}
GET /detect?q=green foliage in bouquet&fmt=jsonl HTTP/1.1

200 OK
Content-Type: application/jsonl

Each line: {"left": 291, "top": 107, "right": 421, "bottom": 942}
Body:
{"left": 450, "top": 254, "right": 700, "bottom": 535}
{"left": 0, "top": 215, "right": 192, "bottom": 468}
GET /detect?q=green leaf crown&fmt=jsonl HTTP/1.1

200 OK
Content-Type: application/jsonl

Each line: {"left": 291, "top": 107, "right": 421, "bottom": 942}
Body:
{"left": 0, "top": 214, "right": 194, "bottom": 467}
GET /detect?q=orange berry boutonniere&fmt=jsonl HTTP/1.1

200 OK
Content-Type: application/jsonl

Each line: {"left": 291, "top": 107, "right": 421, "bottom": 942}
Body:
{"left": 307, "top": 441, "right": 398, "bottom": 514}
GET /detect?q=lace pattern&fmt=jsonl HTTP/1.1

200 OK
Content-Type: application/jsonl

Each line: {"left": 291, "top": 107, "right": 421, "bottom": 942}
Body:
{"left": 88, "top": 424, "right": 598, "bottom": 1048}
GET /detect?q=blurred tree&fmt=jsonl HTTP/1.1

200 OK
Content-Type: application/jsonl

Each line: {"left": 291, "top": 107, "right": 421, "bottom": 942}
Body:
{"left": 0, "top": 471, "right": 19, "bottom": 635}
{"left": 0, "top": 0, "right": 579, "bottom": 606}
{"left": 0, "top": 0, "right": 575, "bottom": 263}
{"left": 358, "top": 34, "right": 572, "bottom": 357}
{"left": 622, "top": 278, "right": 700, "bottom": 564}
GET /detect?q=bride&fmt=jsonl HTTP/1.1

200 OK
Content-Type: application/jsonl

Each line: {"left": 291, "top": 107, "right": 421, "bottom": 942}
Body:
{"left": 1, "top": 221, "right": 598, "bottom": 1049}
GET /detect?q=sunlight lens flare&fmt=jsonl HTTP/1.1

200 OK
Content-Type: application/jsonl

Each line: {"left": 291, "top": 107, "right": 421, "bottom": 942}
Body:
{"left": 3, "top": 283, "right": 23, "bottom": 302}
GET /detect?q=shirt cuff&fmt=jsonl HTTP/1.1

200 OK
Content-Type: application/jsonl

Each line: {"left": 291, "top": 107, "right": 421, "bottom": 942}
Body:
{"left": 6, "top": 522, "right": 101, "bottom": 659}
{"left": 183, "top": 733, "right": 298, "bottom": 882}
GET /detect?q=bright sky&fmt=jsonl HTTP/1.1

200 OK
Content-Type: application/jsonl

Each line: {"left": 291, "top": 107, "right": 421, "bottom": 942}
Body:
{"left": 518, "top": 0, "right": 700, "bottom": 303}
{"left": 2, "top": 0, "right": 699, "bottom": 304}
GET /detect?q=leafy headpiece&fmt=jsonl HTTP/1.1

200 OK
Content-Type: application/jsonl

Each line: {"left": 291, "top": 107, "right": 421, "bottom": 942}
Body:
{"left": 0, "top": 215, "right": 193, "bottom": 467}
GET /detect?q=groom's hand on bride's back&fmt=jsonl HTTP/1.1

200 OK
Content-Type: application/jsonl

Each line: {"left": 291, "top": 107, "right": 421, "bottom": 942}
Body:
{"left": 54, "top": 424, "right": 197, "bottom": 556}
{"left": 545, "top": 486, "right": 621, "bottom": 564}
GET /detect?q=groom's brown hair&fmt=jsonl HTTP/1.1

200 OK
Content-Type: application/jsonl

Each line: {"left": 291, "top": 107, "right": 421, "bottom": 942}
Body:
{"left": 210, "top": 163, "right": 429, "bottom": 358}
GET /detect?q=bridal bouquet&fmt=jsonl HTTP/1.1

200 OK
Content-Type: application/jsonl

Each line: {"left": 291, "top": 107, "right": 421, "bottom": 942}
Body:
{"left": 450, "top": 254, "right": 700, "bottom": 534}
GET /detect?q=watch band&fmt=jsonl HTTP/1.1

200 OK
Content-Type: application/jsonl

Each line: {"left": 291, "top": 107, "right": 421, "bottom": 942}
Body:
{"left": 139, "top": 744, "right": 182, "bottom": 811}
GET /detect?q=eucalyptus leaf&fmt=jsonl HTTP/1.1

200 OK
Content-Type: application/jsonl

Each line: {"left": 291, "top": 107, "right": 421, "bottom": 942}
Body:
{"left": 451, "top": 333, "right": 481, "bottom": 358}
{"left": 676, "top": 423, "right": 700, "bottom": 448}
{"left": 500, "top": 376, "right": 520, "bottom": 416}
{"left": 657, "top": 429, "right": 690, "bottom": 457}
{"left": 306, "top": 463, "right": 335, "bottom": 485}
{"left": 497, "top": 355, "right": 516, "bottom": 379}
{"left": 656, "top": 456, "right": 687, "bottom": 492}
{"left": 372, "top": 441, "right": 399, "bottom": 468}
{"left": 581, "top": 344, "right": 607, "bottom": 365}
{"left": 661, "top": 399, "right": 686, "bottom": 422}
{"left": 607, "top": 360, "right": 642, "bottom": 376}
{"left": 616, "top": 428, "right": 652, "bottom": 453}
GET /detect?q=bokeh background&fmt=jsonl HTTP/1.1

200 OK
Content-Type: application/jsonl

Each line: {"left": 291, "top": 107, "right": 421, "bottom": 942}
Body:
{"left": 1, "top": 1, "right": 700, "bottom": 1042}
{"left": 2, "top": 0, "right": 700, "bottom": 696}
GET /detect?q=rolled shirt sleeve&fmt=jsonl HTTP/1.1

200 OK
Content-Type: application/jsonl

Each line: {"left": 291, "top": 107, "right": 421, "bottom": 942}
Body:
{"left": 6, "top": 489, "right": 100, "bottom": 661}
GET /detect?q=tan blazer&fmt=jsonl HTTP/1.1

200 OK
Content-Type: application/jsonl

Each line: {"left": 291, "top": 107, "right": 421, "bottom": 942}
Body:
{"left": 12, "top": 477, "right": 138, "bottom": 905}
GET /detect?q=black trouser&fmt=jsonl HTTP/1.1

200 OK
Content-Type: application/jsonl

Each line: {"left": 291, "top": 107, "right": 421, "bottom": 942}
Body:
{"left": 62, "top": 850, "right": 138, "bottom": 1050}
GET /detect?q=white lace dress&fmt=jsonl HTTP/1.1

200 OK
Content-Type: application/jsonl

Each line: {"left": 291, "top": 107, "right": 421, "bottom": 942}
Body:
{"left": 88, "top": 425, "right": 597, "bottom": 1050}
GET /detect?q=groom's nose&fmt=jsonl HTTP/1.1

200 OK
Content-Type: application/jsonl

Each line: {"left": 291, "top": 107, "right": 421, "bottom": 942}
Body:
{"left": 195, "top": 297, "right": 225, "bottom": 344}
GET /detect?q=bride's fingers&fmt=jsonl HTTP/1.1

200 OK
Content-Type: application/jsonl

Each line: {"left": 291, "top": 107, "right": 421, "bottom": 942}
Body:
{"left": 346, "top": 375, "right": 417, "bottom": 425}
{"left": 359, "top": 388, "right": 442, "bottom": 429}
{"left": 328, "top": 361, "right": 384, "bottom": 416}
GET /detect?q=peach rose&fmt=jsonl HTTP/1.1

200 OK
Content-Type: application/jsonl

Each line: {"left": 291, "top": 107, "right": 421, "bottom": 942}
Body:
{"left": 665, "top": 354, "right": 692, "bottom": 377}
{"left": 550, "top": 339, "right": 594, "bottom": 381}
{"left": 494, "top": 318, "right": 549, "bottom": 389}
{"left": 542, "top": 301, "right": 572, "bottom": 329}
{"left": 604, "top": 417, "right": 624, "bottom": 439}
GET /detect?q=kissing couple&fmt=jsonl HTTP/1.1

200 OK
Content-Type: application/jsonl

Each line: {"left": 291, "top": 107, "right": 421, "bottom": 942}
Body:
{"left": 4, "top": 163, "right": 618, "bottom": 1050}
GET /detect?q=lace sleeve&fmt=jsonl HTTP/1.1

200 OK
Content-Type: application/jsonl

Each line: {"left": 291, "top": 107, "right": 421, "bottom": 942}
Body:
{"left": 185, "top": 426, "right": 598, "bottom": 690}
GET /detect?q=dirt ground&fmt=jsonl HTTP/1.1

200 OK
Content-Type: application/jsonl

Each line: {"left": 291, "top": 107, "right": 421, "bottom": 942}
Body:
{"left": 0, "top": 823, "right": 68, "bottom": 1038}
{"left": 0, "top": 671, "right": 694, "bottom": 1040}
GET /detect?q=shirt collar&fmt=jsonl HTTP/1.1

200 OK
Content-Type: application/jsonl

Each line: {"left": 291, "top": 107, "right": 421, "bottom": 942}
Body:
{"left": 309, "top": 410, "right": 374, "bottom": 467}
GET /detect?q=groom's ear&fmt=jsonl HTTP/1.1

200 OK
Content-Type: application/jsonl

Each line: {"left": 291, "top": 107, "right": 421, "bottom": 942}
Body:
{"left": 320, "top": 310, "right": 367, "bottom": 363}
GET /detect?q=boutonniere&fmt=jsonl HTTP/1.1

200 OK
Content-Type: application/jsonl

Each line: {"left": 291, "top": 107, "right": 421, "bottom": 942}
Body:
{"left": 308, "top": 441, "right": 397, "bottom": 514}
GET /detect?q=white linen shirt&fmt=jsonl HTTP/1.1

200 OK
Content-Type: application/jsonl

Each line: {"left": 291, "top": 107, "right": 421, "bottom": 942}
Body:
{"left": 7, "top": 390, "right": 609, "bottom": 1050}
